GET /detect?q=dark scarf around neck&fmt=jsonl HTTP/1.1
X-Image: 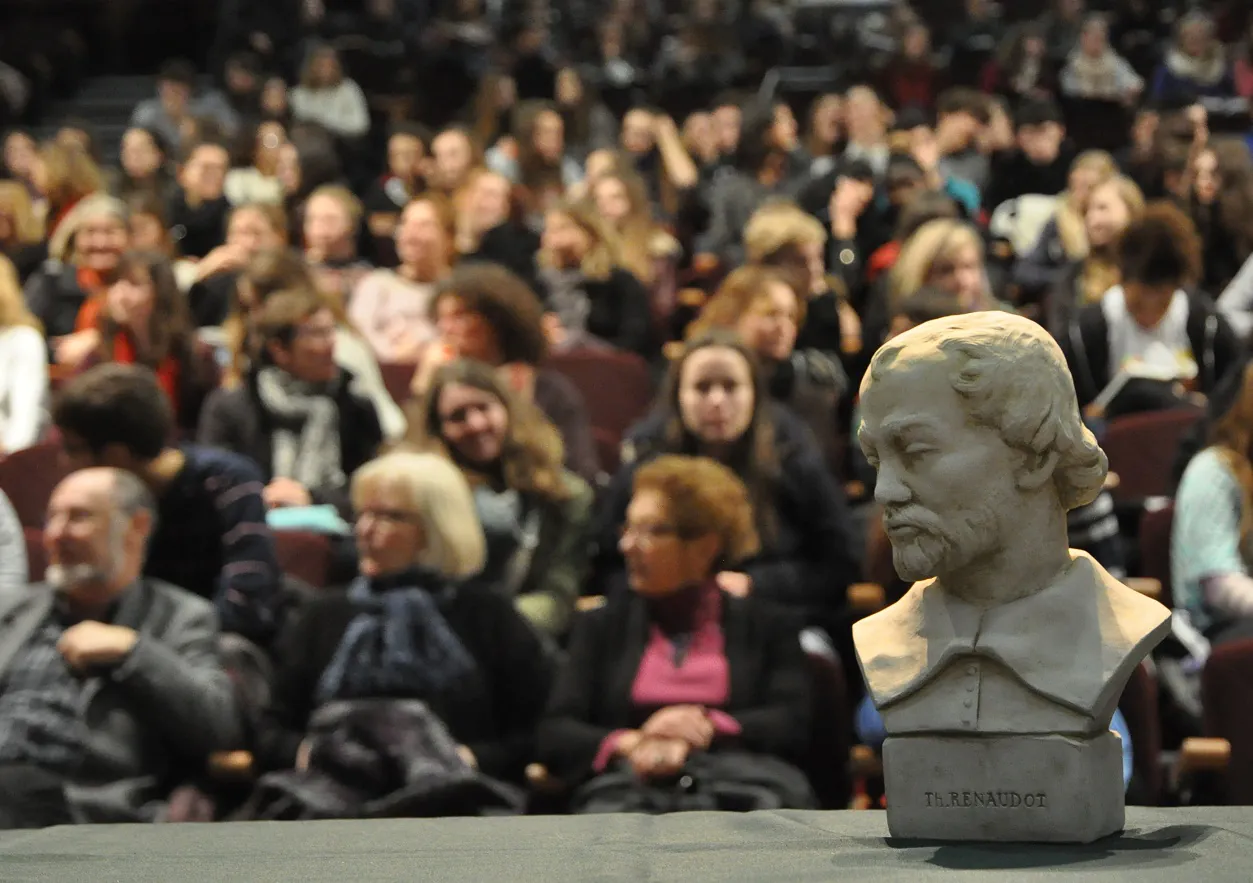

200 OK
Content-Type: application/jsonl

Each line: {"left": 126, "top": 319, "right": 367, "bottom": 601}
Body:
{"left": 315, "top": 568, "right": 478, "bottom": 705}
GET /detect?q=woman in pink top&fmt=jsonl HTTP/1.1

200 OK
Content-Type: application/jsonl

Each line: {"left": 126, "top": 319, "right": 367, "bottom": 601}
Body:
{"left": 536, "top": 455, "right": 816, "bottom": 812}
{"left": 349, "top": 195, "right": 454, "bottom": 363}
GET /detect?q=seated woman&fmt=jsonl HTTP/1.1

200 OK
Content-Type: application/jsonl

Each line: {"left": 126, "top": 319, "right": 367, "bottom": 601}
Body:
{"left": 538, "top": 455, "right": 815, "bottom": 812}
{"left": 348, "top": 194, "right": 454, "bottom": 363}
{"left": 187, "top": 202, "right": 289, "bottom": 328}
{"left": 689, "top": 265, "right": 847, "bottom": 475}
{"left": 410, "top": 263, "right": 598, "bottom": 483}
{"left": 411, "top": 360, "right": 594, "bottom": 640}
{"left": 221, "top": 247, "right": 406, "bottom": 440}
{"left": 0, "top": 255, "right": 47, "bottom": 455}
{"left": 198, "top": 284, "right": 383, "bottom": 515}
{"left": 1062, "top": 202, "right": 1243, "bottom": 419}
{"left": 301, "top": 185, "right": 373, "bottom": 309}
{"left": 1175, "top": 362, "right": 1253, "bottom": 646}
{"left": 537, "top": 199, "right": 654, "bottom": 360}
{"left": 254, "top": 451, "right": 553, "bottom": 795}
{"left": 590, "top": 331, "right": 858, "bottom": 633}
{"left": 75, "top": 250, "right": 218, "bottom": 436}
{"left": 1046, "top": 175, "right": 1145, "bottom": 335}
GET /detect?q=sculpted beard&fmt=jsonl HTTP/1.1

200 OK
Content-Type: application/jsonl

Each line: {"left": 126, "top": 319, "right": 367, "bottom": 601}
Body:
{"left": 885, "top": 503, "right": 1001, "bottom": 582}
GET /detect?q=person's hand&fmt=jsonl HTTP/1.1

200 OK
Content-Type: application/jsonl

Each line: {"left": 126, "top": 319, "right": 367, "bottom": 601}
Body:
{"left": 1187, "top": 104, "right": 1209, "bottom": 145}
{"left": 194, "top": 244, "right": 251, "bottom": 281}
{"left": 410, "top": 340, "right": 458, "bottom": 396}
{"left": 58, "top": 622, "right": 139, "bottom": 672}
{"left": 628, "top": 736, "right": 690, "bottom": 779}
{"left": 53, "top": 329, "right": 102, "bottom": 368}
{"left": 837, "top": 299, "right": 863, "bottom": 355}
{"left": 457, "top": 745, "right": 478, "bottom": 769}
{"left": 829, "top": 178, "right": 868, "bottom": 240}
{"left": 641, "top": 705, "right": 714, "bottom": 748}
{"left": 716, "top": 571, "right": 752, "bottom": 598}
{"left": 249, "top": 32, "right": 273, "bottom": 54}
{"left": 495, "top": 136, "right": 519, "bottom": 160}
{"left": 541, "top": 313, "right": 568, "bottom": 350}
{"left": 654, "top": 113, "right": 679, "bottom": 140}
{"left": 263, "top": 478, "right": 313, "bottom": 509}
{"left": 295, "top": 739, "right": 312, "bottom": 771}
{"left": 911, "top": 129, "right": 940, "bottom": 173}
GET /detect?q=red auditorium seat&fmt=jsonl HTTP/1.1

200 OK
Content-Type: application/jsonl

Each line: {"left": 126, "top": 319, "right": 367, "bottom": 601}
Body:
{"left": 1202, "top": 639, "right": 1253, "bottom": 805}
{"left": 274, "top": 530, "right": 334, "bottom": 589}
{"left": 0, "top": 440, "right": 70, "bottom": 528}
{"left": 378, "top": 362, "right": 418, "bottom": 409}
{"left": 23, "top": 527, "right": 46, "bottom": 583}
{"left": 545, "top": 348, "right": 655, "bottom": 451}
{"left": 1139, "top": 503, "right": 1176, "bottom": 608}
{"left": 1103, "top": 408, "right": 1202, "bottom": 504}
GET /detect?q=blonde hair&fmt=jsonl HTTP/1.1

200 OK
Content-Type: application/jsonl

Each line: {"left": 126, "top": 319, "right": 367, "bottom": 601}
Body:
{"left": 1056, "top": 150, "right": 1118, "bottom": 261}
{"left": 0, "top": 181, "right": 43, "bottom": 245}
{"left": 743, "top": 200, "right": 827, "bottom": 263}
{"left": 889, "top": 218, "right": 986, "bottom": 308}
{"left": 351, "top": 452, "right": 487, "bottom": 579}
{"left": 0, "top": 254, "right": 40, "bottom": 331}
{"left": 307, "top": 184, "right": 363, "bottom": 230}
{"left": 1080, "top": 175, "right": 1146, "bottom": 304}
{"left": 540, "top": 199, "right": 621, "bottom": 281}
{"left": 588, "top": 170, "right": 665, "bottom": 285}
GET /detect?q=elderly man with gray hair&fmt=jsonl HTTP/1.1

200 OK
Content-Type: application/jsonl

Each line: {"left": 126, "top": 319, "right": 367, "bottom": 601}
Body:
{"left": 0, "top": 467, "right": 241, "bottom": 828}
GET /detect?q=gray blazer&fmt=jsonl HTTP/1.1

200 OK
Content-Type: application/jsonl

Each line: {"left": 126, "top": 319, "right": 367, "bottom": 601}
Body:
{"left": 0, "top": 579, "right": 243, "bottom": 823}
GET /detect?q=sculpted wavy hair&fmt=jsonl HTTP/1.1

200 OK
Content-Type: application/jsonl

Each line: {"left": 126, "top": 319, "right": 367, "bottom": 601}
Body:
{"left": 864, "top": 313, "right": 1108, "bottom": 512}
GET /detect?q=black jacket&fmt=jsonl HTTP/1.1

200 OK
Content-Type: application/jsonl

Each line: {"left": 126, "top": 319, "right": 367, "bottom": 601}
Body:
{"left": 1062, "top": 292, "right": 1244, "bottom": 410}
{"left": 589, "top": 406, "right": 859, "bottom": 626}
{"left": 536, "top": 589, "right": 811, "bottom": 779}
{"left": 255, "top": 583, "right": 554, "bottom": 783}
{"left": 22, "top": 261, "right": 87, "bottom": 340}
{"left": 196, "top": 369, "right": 384, "bottom": 515}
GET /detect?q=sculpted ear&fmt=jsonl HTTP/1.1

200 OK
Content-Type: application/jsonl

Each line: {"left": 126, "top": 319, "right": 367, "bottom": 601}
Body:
{"left": 1015, "top": 448, "right": 1060, "bottom": 493}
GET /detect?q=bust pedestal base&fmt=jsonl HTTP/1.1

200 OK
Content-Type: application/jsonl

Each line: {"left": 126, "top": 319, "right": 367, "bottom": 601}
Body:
{"left": 881, "top": 731, "right": 1124, "bottom": 843}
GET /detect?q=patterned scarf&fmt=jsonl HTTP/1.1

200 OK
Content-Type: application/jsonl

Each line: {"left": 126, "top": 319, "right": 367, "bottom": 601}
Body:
{"left": 255, "top": 366, "right": 344, "bottom": 495}
{"left": 315, "top": 571, "right": 478, "bottom": 706}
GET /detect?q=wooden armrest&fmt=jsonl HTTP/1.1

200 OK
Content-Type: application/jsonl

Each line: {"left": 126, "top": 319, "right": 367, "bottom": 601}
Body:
{"left": 848, "top": 582, "right": 886, "bottom": 612}
{"left": 1124, "top": 577, "right": 1162, "bottom": 599}
{"left": 677, "top": 287, "right": 708, "bottom": 308}
{"left": 850, "top": 744, "right": 882, "bottom": 777}
{"left": 1103, "top": 471, "right": 1120, "bottom": 491}
{"left": 208, "top": 750, "right": 255, "bottom": 781}
{"left": 576, "top": 595, "right": 607, "bottom": 612}
{"left": 1177, "top": 737, "right": 1231, "bottom": 775}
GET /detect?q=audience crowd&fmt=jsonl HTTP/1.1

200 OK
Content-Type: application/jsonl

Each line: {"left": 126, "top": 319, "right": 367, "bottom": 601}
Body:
{"left": 2, "top": 0, "right": 1253, "bottom": 824}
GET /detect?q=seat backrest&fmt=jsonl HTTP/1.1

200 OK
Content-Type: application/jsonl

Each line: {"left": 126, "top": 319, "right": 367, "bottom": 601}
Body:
{"left": 1139, "top": 503, "right": 1176, "bottom": 608}
{"left": 1118, "top": 661, "right": 1162, "bottom": 805}
{"left": 1202, "top": 638, "right": 1253, "bottom": 805}
{"left": 378, "top": 362, "right": 417, "bottom": 409}
{"left": 273, "top": 530, "right": 334, "bottom": 590}
{"left": 545, "top": 348, "right": 656, "bottom": 445}
{"left": 803, "top": 649, "right": 851, "bottom": 810}
{"left": 23, "top": 527, "right": 45, "bottom": 583}
{"left": 1104, "top": 409, "right": 1202, "bottom": 503}
{"left": 0, "top": 440, "right": 70, "bottom": 528}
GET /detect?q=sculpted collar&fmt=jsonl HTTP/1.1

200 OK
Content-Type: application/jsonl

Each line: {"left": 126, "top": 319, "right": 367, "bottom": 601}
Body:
{"left": 855, "top": 552, "right": 1171, "bottom": 716}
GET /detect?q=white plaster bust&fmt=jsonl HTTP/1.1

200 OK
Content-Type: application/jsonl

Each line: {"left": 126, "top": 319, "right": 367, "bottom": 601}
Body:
{"left": 853, "top": 312, "right": 1170, "bottom": 737}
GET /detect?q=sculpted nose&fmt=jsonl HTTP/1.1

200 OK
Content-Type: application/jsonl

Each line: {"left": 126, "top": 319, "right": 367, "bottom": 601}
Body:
{"left": 874, "top": 461, "right": 911, "bottom": 507}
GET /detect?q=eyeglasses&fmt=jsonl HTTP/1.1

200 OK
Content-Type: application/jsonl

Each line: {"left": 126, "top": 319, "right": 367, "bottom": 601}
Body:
{"left": 356, "top": 508, "right": 420, "bottom": 526}
{"left": 619, "top": 522, "right": 681, "bottom": 548}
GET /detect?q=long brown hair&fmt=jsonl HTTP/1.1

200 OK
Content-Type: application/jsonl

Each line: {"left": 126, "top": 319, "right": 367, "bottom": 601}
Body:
{"left": 98, "top": 251, "right": 192, "bottom": 365}
{"left": 1211, "top": 362, "right": 1253, "bottom": 550}
{"left": 588, "top": 169, "right": 664, "bottom": 285}
{"left": 539, "top": 198, "right": 621, "bottom": 281}
{"left": 650, "top": 330, "right": 782, "bottom": 543}
{"left": 410, "top": 359, "right": 574, "bottom": 505}
{"left": 39, "top": 141, "right": 104, "bottom": 222}
{"left": 1209, "top": 137, "right": 1253, "bottom": 263}
{"left": 688, "top": 265, "right": 805, "bottom": 339}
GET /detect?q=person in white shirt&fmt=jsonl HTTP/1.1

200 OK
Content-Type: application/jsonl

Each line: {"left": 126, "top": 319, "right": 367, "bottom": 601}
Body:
{"left": 0, "top": 255, "right": 47, "bottom": 456}
{"left": 289, "top": 45, "right": 370, "bottom": 141}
